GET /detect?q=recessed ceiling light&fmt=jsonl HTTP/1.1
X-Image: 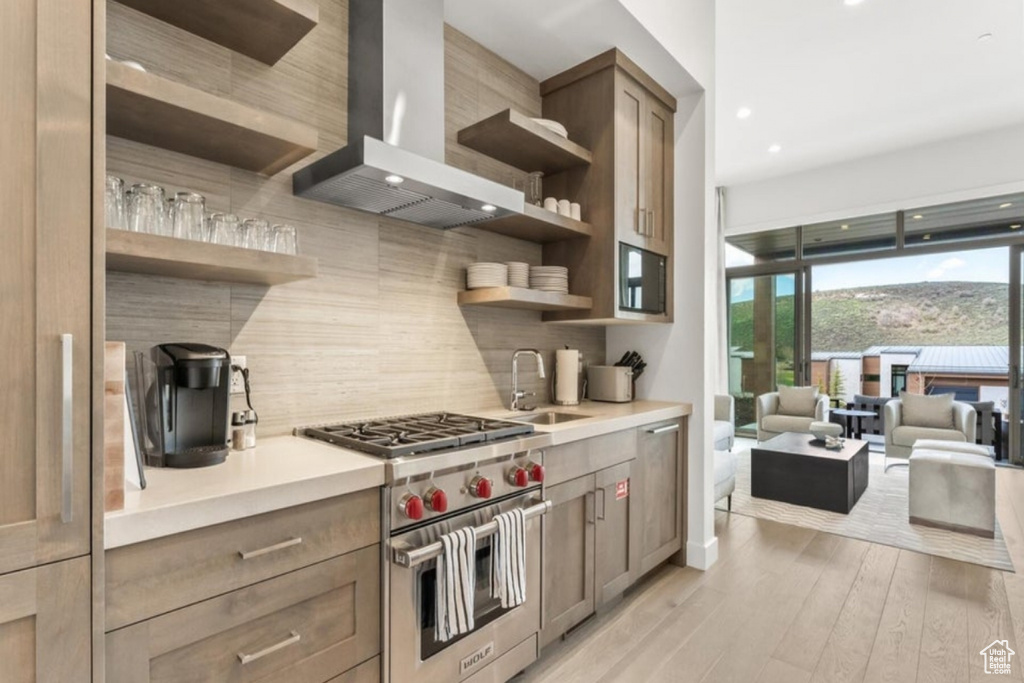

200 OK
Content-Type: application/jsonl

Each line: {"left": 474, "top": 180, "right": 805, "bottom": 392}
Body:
{"left": 384, "top": 174, "right": 404, "bottom": 185}
{"left": 736, "top": 107, "right": 752, "bottom": 120}
{"left": 768, "top": 144, "right": 782, "bottom": 154}
{"left": 978, "top": 32, "right": 994, "bottom": 42}
{"left": 481, "top": 204, "right": 496, "bottom": 213}
{"left": 912, "top": 214, "right": 924, "bottom": 220}
{"left": 1012, "top": 224, "right": 1022, "bottom": 230}
{"left": 844, "top": 0, "right": 865, "bottom": 6}
{"left": 1000, "top": 202, "right": 1013, "bottom": 208}
{"left": 841, "top": 224, "right": 849, "bottom": 230}
{"left": 923, "top": 234, "right": 932, "bottom": 240}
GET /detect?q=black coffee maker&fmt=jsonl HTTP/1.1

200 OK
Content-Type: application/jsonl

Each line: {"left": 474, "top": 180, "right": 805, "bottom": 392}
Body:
{"left": 139, "top": 343, "right": 231, "bottom": 468}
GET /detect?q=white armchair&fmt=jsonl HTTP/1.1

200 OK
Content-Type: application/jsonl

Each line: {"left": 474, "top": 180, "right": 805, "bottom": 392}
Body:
{"left": 756, "top": 388, "right": 829, "bottom": 442}
{"left": 714, "top": 450, "right": 738, "bottom": 511}
{"left": 714, "top": 394, "right": 735, "bottom": 451}
{"left": 884, "top": 396, "right": 976, "bottom": 468}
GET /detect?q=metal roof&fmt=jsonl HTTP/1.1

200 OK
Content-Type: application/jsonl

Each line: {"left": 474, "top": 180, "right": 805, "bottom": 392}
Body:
{"left": 906, "top": 346, "right": 1008, "bottom": 376}
{"left": 861, "top": 345, "right": 923, "bottom": 356}
{"left": 811, "top": 351, "right": 863, "bottom": 361}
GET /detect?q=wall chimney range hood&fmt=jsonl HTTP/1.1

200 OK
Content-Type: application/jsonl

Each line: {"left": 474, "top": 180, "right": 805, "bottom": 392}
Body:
{"left": 292, "top": 0, "right": 522, "bottom": 229}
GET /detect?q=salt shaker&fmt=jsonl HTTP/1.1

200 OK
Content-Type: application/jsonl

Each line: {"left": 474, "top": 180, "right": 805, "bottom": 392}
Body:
{"left": 244, "top": 410, "right": 257, "bottom": 449}
{"left": 231, "top": 412, "right": 247, "bottom": 451}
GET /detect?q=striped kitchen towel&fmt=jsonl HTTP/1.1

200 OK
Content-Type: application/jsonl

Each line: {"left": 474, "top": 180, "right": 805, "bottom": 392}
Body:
{"left": 435, "top": 526, "right": 477, "bottom": 642}
{"left": 491, "top": 508, "right": 527, "bottom": 608}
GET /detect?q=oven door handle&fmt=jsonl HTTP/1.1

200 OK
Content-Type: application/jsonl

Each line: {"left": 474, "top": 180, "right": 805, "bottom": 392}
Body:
{"left": 392, "top": 498, "right": 551, "bottom": 568}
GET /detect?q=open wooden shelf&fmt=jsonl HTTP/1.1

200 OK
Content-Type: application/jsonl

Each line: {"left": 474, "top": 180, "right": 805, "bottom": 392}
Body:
{"left": 106, "top": 61, "right": 318, "bottom": 176}
{"left": 475, "top": 204, "right": 592, "bottom": 243}
{"left": 458, "top": 287, "right": 592, "bottom": 312}
{"left": 457, "top": 109, "right": 592, "bottom": 175}
{"left": 106, "top": 229, "right": 318, "bottom": 286}
{"left": 116, "top": 0, "right": 318, "bottom": 66}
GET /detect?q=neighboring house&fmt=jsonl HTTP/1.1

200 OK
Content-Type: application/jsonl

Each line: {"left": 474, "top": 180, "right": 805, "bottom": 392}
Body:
{"left": 980, "top": 640, "right": 1015, "bottom": 675}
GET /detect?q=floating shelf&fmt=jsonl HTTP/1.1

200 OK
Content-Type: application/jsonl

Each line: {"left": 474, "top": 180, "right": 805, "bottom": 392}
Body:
{"left": 475, "top": 204, "right": 592, "bottom": 243}
{"left": 106, "top": 61, "right": 318, "bottom": 176}
{"left": 115, "top": 0, "right": 318, "bottom": 66}
{"left": 458, "top": 287, "right": 593, "bottom": 312}
{"left": 106, "top": 229, "right": 318, "bottom": 286}
{"left": 457, "top": 109, "right": 592, "bottom": 175}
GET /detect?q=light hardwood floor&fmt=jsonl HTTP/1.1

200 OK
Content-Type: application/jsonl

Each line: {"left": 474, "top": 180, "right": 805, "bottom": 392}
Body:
{"left": 520, "top": 463, "right": 1024, "bottom": 682}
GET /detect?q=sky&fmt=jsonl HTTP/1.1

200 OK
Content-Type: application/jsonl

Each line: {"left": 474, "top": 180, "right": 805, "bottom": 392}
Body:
{"left": 728, "top": 247, "right": 1010, "bottom": 302}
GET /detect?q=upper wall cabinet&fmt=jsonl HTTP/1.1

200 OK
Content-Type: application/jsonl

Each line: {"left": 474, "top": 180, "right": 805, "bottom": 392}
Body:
{"left": 539, "top": 49, "right": 677, "bottom": 324}
{"left": 114, "top": 0, "right": 319, "bottom": 65}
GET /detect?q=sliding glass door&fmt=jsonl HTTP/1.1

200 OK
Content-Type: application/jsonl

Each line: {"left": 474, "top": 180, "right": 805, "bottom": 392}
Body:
{"left": 726, "top": 268, "right": 810, "bottom": 435}
{"left": 1010, "top": 247, "right": 1024, "bottom": 466}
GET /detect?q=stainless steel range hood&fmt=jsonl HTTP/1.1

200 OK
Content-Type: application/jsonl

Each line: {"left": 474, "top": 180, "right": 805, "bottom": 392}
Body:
{"left": 292, "top": 0, "right": 522, "bottom": 229}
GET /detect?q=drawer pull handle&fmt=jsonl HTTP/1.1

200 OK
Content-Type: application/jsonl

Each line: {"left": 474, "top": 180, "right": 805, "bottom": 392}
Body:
{"left": 237, "top": 630, "right": 301, "bottom": 665}
{"left": 647, "top": 424, "right": 679, "bottom": 435}
{"left": 61, "top": 333, "right": 74, "bottom": 524}
{"left": 238, "top": 537, "right": 303, "bottom": 560}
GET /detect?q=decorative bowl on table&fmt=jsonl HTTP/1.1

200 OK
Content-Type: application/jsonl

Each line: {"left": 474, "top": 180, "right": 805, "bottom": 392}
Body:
{"left": 810, "top": 421, "right": 843, "bottom": 442}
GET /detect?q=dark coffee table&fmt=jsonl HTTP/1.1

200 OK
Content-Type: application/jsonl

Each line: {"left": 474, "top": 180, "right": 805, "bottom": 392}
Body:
{"left": 752, "top": 432, "right": 869, "bottom": 513}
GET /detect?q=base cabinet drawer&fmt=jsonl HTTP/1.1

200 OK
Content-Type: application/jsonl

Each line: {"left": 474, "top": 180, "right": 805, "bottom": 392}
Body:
{"left": 327, "top": 657, "right": 379, "bottom": 683}
{"left": 106, "top": 489, "right": 379, "bottom": 630}
{"left": 106, "top": 545, "right": 380, "bottom": 683}
{"left": 544, "top": 429, "right": 636, "bottom": 486}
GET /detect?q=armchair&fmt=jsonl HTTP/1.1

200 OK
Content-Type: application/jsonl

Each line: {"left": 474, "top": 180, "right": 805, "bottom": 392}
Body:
{"left": 756, "top": 389, "right": 830, "bottom": 442}
{"left": 883, "top": 397, "right": 976, "bottom": 469}
{"left": 714, "top": 394, "right": 735, "bottom": 451}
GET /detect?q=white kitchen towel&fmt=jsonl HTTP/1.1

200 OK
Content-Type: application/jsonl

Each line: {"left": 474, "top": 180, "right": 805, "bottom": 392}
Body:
{"left": 491, "top": 508, "right": 527, "bottom": 608}
{"left": 435, "top": 526, "right": 477, "bottom": 642}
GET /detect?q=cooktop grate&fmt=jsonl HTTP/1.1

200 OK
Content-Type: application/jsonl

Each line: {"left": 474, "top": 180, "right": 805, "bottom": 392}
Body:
{"left": 303, "top": 412, "right": 535, "bottom": 458}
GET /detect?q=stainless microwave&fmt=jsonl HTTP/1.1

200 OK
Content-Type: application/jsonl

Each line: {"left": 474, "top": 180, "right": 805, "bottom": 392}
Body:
{"left": 619, "top": 243, "right": 667, "bottom": 315}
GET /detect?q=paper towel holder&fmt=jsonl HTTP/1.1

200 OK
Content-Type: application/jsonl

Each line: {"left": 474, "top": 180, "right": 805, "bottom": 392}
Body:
{"left": 553, "top": 348, "right": 584, "bottom": 406}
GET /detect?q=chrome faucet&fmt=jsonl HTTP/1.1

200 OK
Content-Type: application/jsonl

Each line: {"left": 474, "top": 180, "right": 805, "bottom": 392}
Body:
{"left": 510, "top": 349, "right": 547, "bottom": 411}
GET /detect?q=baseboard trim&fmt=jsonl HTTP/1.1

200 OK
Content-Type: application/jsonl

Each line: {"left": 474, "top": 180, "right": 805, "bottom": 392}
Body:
{"left": 685, "top": 536, "right": 719, "bottom": 570}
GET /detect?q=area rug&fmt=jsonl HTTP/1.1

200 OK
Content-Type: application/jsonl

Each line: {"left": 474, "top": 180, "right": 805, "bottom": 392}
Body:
{"left": 719, "top": 448, "right": 1015, "bottom": 572}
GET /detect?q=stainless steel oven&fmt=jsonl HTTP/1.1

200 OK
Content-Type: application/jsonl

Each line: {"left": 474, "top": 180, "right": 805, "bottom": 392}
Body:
{"left": 387, "top": 492, "right": 548, "bottom": 682}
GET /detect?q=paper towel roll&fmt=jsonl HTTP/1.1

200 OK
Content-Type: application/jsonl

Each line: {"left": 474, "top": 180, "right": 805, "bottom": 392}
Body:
{"left": 555, "top": 349, "right": 581, "bottom": 405}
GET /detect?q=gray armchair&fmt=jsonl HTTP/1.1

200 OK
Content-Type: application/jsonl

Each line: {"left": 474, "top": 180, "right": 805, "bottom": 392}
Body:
{"left": 756, "top": 390, "right": 829, "bottom": 442}
{"left": 883, "top": 398, "right": 976, "bottom": 468}
{"left": 714, "top": 394, "right": 735, "bottom": 451}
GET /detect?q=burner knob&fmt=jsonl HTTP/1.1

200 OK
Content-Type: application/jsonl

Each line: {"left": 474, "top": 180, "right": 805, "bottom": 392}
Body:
{"left": 508, "top": 466, "right": 529, "bottom": 488}
{"left": 400, "top": 493, "right": 424, "bottom": 520}
{"left": 425, "top": 487, "right": 448, "bottom": 513}
{"left": 528, "top": 462, "right": 545, "bottom": 483}
{"left": 469, "top": 476, "right": 493, "bottom": 499}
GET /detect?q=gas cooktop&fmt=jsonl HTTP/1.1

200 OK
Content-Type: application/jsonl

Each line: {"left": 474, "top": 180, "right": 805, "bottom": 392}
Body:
{"left": 303, "top": 412, "right": 535, "bottom": 458}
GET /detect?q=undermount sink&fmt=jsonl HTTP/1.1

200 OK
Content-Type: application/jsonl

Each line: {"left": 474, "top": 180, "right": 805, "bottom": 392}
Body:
{"left": 511, "top": 411, "right": 591, "bottom": 425}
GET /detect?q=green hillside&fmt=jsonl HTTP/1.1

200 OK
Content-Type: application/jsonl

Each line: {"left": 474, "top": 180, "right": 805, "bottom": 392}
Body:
{"left": 729, "top": 281, "right": 1009, "bottom": 354}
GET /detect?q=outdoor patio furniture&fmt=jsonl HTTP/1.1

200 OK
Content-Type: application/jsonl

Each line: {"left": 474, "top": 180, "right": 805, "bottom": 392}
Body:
{"left": 883, "top": 393, "right": 976, "bottom": 469}
{"left": 909, "top": 441, "right": 995, "bottom": 538}
{"left": 756, "top": 386, "right": 830, "bottom": 441}
{"left": 714, "top": 394, "right": 735, "bottom": 451}
{"left": 849, "top": 394, "right": 894, "bottom": 435}
{"left": 714, "top": 449, "right": 738, "bottom": 511}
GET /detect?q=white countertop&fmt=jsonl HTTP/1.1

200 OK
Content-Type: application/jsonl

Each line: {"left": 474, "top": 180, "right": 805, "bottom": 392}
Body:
{"left": 104, "top": 400, "right": 691, "bottom": 550}
{"left": 104, "top": 436, "right": 384, "bottom": 549}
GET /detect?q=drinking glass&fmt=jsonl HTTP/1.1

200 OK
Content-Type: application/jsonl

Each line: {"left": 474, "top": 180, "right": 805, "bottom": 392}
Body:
{"left": 270, "top": 224, "right": 298, "bottom": 254}
{"left": 527, "top": 172, "right": 544, "bottom": 206}
{"left": 127, "top": 183, "right": 165, "bottom": 234}
{"left": 105, "top": 175, "right": 125, "bottom": 230}
{"left": 172, "top": 192, "right": 206, "bottom": 241}
{"left": 209, "top": 213, "right": 241, "bottom": 247}
{"left": 241, "top": 218, "right": 270, "bottom": 250}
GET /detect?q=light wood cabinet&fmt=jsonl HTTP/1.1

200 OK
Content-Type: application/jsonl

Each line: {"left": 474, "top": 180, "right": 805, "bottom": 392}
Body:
{"left": 540, "top": 49, "right": 676, "bottom": 324}
{"left": 106, "top": 546, "right": 380, "bottom": 683}
{"left": 541, "top": 475, "right": 595, "bottom": 648}
{"left": 0, "top": 0, "right": 93, "bottom": 578}
{"left": 636, "top": 419, "right": 687, "bottom": 575}
{"left": 0, "top": 557, "right": 91, "bottom": 682}
{"left": 594, "top": 460, "right": 639, "bottom": 607}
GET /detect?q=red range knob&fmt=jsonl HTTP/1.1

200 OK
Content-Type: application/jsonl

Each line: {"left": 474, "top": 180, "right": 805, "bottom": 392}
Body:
{"left": 400, "top": 493, "right": 424, "bottom": 520}
{"left": 529, "top": 462, "right": 545, "bottom": 483}
{"left": 426, "top": 487, "right": 448, "bottom": 513}
{"left": 508, "top": 466, "right": 529, "bottom": 488}
{"left": 469, "top": 476, "right": 493, "bottom": 499}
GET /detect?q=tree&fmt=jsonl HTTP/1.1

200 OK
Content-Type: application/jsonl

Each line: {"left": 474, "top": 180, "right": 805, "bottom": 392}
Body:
{"left": 829, "top": 363, "right": 846, "bottom": 402}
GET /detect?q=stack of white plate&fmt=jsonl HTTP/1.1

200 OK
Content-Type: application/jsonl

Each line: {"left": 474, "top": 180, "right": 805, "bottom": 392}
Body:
{"left": 530, "top": 265, "right": 569, "bottom": 293}
{"left": 531, "top": 118, "right": 569, "bottom": 139}
{"left": 506, "top": 262, "right": 530, "bottom": 288}
{"left": 467, "top": 262, "right": 508, "bottom": 289}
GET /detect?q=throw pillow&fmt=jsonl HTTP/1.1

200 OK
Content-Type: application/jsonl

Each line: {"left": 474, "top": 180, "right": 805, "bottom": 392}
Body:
{"left": 777, "top": 385, "right": 819, "bottom": 417}
{"left": 900, "top": 391, "right": 955, "bottom": 429}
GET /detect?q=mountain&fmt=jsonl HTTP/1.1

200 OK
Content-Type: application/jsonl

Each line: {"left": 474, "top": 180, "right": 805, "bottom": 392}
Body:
{"left": 729, "top": 281, "right": 1009, "bottom": 354}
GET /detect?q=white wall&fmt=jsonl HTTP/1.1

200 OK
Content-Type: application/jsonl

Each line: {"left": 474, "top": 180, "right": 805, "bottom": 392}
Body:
{"left": 724, "top": 121, "right": 1024, "bottom": 235}
{"left": 830, "top": 358, "right": 861, "bottom": 405}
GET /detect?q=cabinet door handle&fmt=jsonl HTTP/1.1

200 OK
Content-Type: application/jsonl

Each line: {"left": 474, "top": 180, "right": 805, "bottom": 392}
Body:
{"left": 586, "top": 491, "right": 595, "bottom": 524}
{"left": 647, "top": 209, "right": 655, "bottom": 236}
{"left": 635, "top": 207, "right": 642, "bottom": 235}
{"left": 239, "top": 537, "right": 303, "bottom": 560}
{"left": 61, "top": 333, "right": 73, "bottom": 524}
{"left": 238, "top": 630, "right": 301, "bottom": 664}
{"left": 647, "top": 424, "right": 679, "bottom": 435}
{"left": 596, "top": 487, "right": 606, "bottom": 520}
